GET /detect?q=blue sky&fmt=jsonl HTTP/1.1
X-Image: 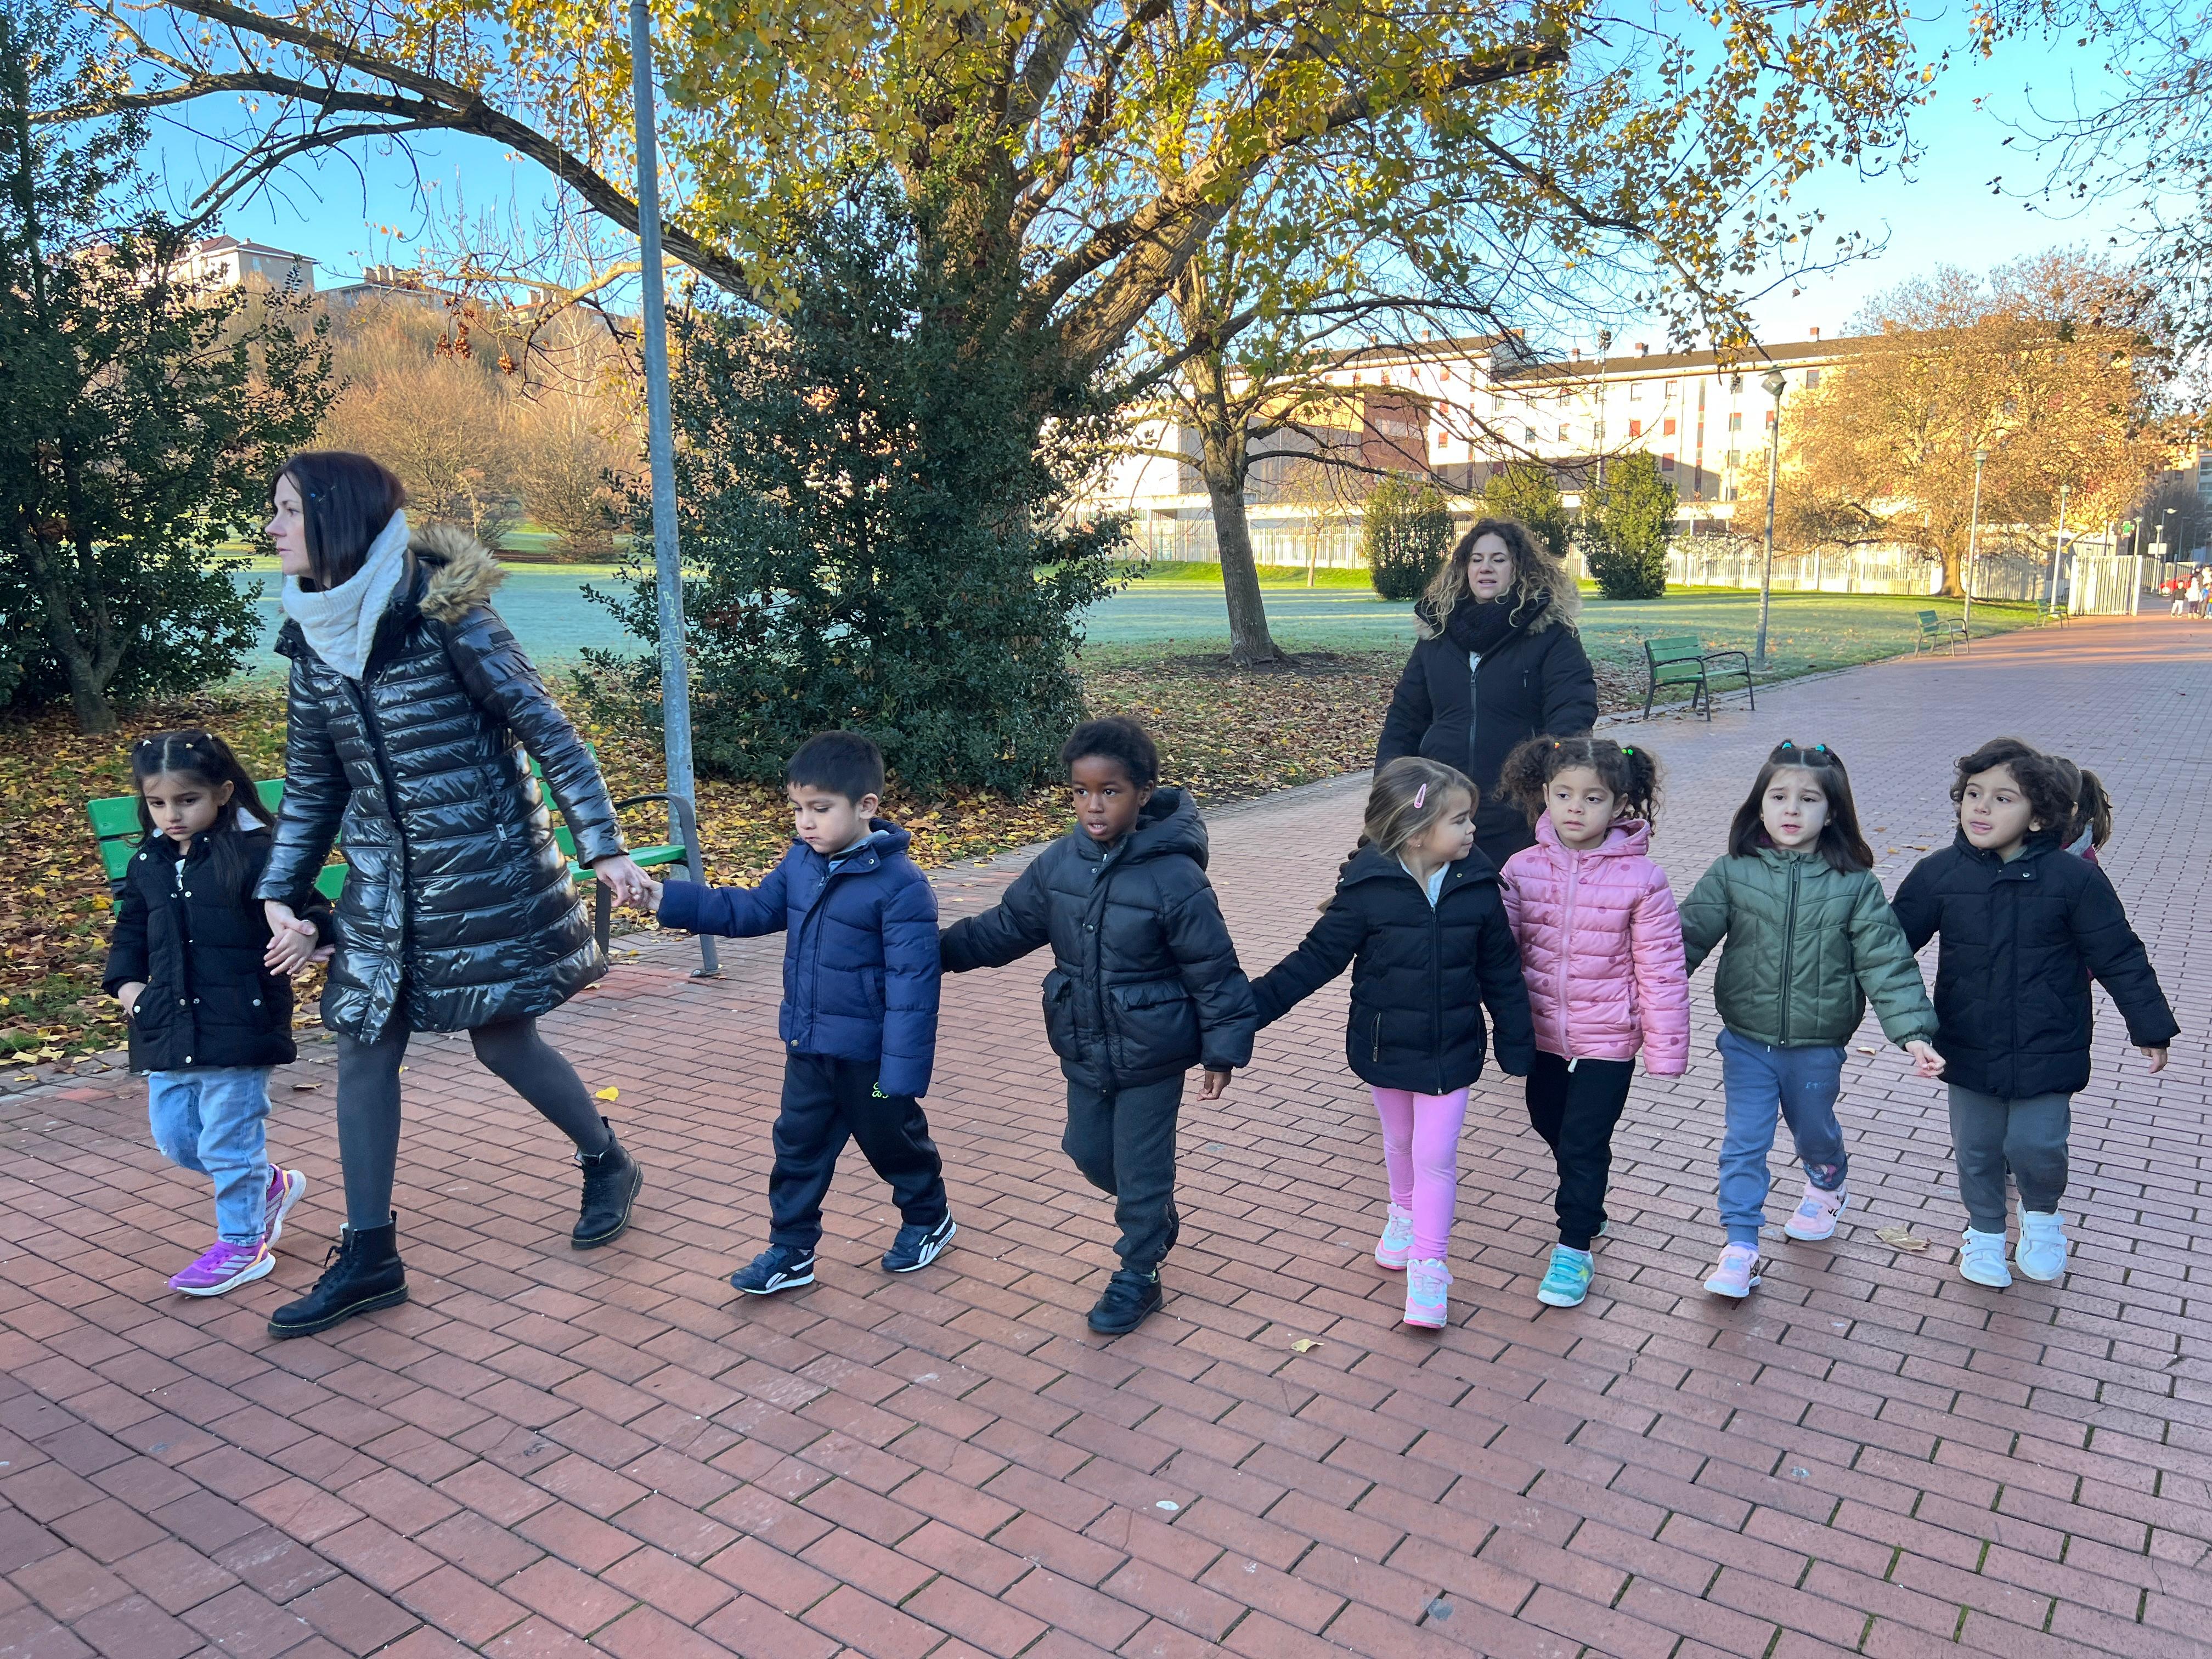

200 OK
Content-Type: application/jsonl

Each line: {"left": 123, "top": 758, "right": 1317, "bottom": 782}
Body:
{"left": 172, "top": 20, "right": 2140, "bottom": 355}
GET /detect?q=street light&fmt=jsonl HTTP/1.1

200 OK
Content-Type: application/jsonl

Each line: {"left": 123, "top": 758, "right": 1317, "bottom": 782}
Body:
{"left": 1964, "top": 446, "right": 1989, "bottom": 637}
{"left": 628, "top": 0, "right": 717, "bottom": 977}
{"left": 1754, "top": 367, "right": 1786, "bottom": 670}
{"left": 2047, "top": 483, "right": 2068, "bottom": 616}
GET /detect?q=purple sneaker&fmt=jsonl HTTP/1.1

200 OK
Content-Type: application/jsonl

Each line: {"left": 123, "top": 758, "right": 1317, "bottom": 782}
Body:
{"left": 263, "top": 1168, "right": 307, "bottom": 1247}
{"left": 168, "top": 1240, "right": 275, "bottom": 1297}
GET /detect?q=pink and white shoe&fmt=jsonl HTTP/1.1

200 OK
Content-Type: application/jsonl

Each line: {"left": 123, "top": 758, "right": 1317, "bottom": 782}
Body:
{"left": 1374, "top": 1205, "right": 1415, "bottom": 1271}
{"left": 1403, "top": 1259, "right": 1451, "bottom": 1329}
{"left": 262, "top": 1168, "right": 307, "bottom": 1248}
{"left": 1703, "top": 1243, "right": 1762, "bottom": 1300}
{"left": 1782, "top": 1181, "right": 1847, "bottom": 1242}
{"left": 168, "top": 1240, "right": 275, "bottom": 1297}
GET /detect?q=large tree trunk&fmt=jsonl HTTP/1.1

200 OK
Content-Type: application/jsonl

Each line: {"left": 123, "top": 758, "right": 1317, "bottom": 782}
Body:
{"left": 1935, "top": 539, "right": 1965, "bottom": 597}
{"left": 22, "top": 537, "right": 119, "bottom": 734}
{"left": 1198, "top": 439, "right": 1286, "bottom": 667}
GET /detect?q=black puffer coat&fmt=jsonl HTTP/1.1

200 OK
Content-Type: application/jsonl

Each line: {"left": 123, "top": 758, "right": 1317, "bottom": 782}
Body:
{"left": 104, "top": 828, "right": 332, "bottom": 1071}
{"left": 1252, "top": 846, "right": 1534, "bottom": 1094}
{"left": 939, "top": 789, "right": 1256, "bottom": 1090}
{"left": 254, "top": 527, "right": 625, "bottom": 1042}
{"left": 1375, "top": 575, "right": 1599, "bottom": 868}
{"left": 1892, "top": 830, "right": 2177, "bottom": 1098}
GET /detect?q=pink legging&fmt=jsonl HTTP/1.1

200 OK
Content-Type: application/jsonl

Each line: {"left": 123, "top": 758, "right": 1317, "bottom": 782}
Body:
{"left": 1371, "top": 1086, "right": 1471, "bottom": 1261}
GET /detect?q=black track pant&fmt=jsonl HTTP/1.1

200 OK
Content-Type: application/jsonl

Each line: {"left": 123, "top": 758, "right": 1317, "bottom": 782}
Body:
{"left": 1524, "top": 1050, "right": 1635, "bottom": 1251}
{"left": 1063, "top": 1073, "right": 1184, "bottom": 1270}
{"left": 768, "top": 1054, "right": 947, "bottom": 1254}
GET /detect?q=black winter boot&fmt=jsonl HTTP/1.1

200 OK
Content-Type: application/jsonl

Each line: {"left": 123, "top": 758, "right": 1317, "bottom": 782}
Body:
{"left": 571, "top": 1119, "right": 642, "bottom": 1249}
{"left": 267, "top": 1216, "right": 408, "bottom": 1340}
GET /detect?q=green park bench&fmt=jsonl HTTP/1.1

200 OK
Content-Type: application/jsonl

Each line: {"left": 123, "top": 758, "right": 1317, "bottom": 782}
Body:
{"left": 1915, "top": 610, "right": 1969, "bottom": 654}
{"left": 88, "top": 759, "right": 710, "bottom": 965}
{"left": 1641, "top": 635, "right": 1754, "bottom": 721}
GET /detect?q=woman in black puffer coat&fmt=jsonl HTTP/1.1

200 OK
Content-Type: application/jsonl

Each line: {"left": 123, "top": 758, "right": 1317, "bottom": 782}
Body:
{"left": 1375, "top": 518, "right": 1598, "bottom": 870}
{"left": 252, "top": 452, "right": 657, "bottom": 1340}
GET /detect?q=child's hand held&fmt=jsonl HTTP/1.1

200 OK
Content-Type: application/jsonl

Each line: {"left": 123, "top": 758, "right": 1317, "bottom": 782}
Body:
{"left": 1905, "top": 1039, "right": 1945, "bottom": 1078}
{"left": 2141, "top": 1045, "right": 2168, "bottom": 1073}
{"left": 1198, "top": 1068, "right": 1231, "bottom": 1101}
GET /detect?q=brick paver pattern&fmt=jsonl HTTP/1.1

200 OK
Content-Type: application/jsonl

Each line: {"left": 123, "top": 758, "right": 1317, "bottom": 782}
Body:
{"left": 2, "top": 618, "right": 2207, "bottom": 1659}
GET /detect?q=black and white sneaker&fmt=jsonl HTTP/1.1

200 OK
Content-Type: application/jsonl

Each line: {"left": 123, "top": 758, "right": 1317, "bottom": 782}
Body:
{"left": 882, "top": 1214, "right": 957, "bottom": 1274}
{"left": 729, "top": 1244, "right": 816, "bottom": 1296}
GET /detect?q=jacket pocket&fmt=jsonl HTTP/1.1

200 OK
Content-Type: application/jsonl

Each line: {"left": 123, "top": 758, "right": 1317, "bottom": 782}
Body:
{"left": 1107, "top": 978, "right": 1200, "bottom": 1076}
{"left": 1040, "top": 969, "right": 1080, "bottom": 1060}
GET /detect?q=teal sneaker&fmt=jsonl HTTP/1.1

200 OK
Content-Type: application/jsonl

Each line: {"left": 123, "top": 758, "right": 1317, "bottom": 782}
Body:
{"left": 1536, "top": 1245, "right": 1593, "bottom": 1308}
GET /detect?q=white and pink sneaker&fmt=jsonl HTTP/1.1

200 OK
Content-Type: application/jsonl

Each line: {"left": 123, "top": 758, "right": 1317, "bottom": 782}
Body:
{"left": 262, "top": 1168, "right": 307, "bottom": 1248}
{"left": 1783, "top": 1181, "right": 1847, "bottom": 1242}
{"left": 1703, "top": 1243, "right": 1762, "bottom": 1300}
{"left": 1403, "top": 1259, "right": 1451, "bottom": 1329}
{"left": 1374, "top": 1205, "right": 1415, "bottom": 1271}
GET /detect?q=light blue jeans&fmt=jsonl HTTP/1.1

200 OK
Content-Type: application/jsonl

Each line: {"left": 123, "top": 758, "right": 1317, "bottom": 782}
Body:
{"left": 147, "top": 1068, "right": 273, "bottom": 1244}
{"left": 1716, "top": 1028, "right": 1847, "bottom": 1246}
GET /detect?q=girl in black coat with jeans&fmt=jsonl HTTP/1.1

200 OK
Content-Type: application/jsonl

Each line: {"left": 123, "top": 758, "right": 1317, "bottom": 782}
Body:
{"left": 940, "top": 719, "right": 1256, "bottom": 1337}
{"left": 1250, "top": 758, "right": 1535, "bottom": 1331}
{"left": 1893, "top": 738, "right": 2176, "bottom": 1289}
{"left": 105, "top": 731, "right": 331, "bottom": 1299}
{"left": 1375, "top": 518, "right": 1599, "bottom": 870}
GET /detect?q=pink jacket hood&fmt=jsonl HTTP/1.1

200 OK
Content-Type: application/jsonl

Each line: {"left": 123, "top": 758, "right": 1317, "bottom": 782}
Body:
{"left": 1499, "top": 816, "right": 1691, "bottom": 1071}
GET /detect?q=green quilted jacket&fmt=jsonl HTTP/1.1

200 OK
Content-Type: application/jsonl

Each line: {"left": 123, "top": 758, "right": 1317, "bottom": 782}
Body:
{"left": 1679, "top": 849, "right": 1937, "bottom": 1049}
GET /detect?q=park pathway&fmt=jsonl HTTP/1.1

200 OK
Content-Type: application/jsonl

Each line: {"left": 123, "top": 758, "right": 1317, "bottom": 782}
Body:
{"left": 1, "top": 617, "right": 2207, "bottom": 1659}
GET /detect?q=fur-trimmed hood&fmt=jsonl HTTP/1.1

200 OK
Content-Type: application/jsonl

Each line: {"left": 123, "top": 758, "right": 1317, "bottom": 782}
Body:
{"left": 411, "top": 523, "right": 506, "bottom": 623}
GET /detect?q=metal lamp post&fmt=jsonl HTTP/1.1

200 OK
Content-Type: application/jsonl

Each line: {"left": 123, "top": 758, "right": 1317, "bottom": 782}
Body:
{"left": 1963, "top": 446, "right": 1988, "bottom": 637}
{"left": 2047, "top": 482, "right": 2068, "bottom": 616}
{"left": 1753, "top": 367, "right": 1786, "bottom": 670}
{"left": 628, "top": 0, "right": 717, "bottom": 976}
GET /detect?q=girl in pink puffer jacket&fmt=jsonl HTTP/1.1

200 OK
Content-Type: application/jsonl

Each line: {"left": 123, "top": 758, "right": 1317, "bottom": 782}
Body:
{"left": 1497, "top": 736, "right": 1691, "bottom": 1310}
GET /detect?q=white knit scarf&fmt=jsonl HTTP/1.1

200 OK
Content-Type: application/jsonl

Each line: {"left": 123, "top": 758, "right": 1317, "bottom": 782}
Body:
{"left": 282, "top": 509, "right": 411, "bottom": 680}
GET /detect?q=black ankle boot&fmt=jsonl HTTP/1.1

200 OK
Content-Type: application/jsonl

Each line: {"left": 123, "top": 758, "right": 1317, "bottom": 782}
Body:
{"left": 267, "top": 1216, "right": 407, "bottom": 1339}
{"left": 571, "top": 1119, "right": 641, "bottom": 1249}
{"left": 1087, "top": 1266, "right": 1164, "bottom": 1335}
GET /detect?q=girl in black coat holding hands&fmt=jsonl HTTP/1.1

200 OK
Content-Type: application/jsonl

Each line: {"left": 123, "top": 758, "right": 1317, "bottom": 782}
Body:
{"left": 1249, "top": 757, "right": 1534, "bottom": 1331}
{"left": 1375, "top": 518, "right": 1598, "bottom": 870}
{"left": 1892, "top": 738, "right": 2177, "bottom": 1289}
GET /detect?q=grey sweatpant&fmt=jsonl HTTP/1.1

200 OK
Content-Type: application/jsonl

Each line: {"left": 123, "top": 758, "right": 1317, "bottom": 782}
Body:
{"left": 1946, "top": 1085, "right": 2071, "bottom": 1234}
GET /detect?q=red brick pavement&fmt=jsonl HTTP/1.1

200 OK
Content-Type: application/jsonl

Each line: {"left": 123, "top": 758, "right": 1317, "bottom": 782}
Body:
{"left": 2, "top": 616, "right": 2208, "bottom": 1659}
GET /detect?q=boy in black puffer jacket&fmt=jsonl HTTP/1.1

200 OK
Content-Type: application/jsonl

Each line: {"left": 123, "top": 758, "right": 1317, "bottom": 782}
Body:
{"left": 940, "top": 719, "right": 1256, "bottom": 1335}
{"left": 1893, "top": 738, "right": 2176, "bottom": 1290}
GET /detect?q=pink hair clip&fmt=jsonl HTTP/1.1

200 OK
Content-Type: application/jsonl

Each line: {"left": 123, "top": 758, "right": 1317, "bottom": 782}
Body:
{"left": 1413, "top": 783, "right": 1428, "bottom": 809}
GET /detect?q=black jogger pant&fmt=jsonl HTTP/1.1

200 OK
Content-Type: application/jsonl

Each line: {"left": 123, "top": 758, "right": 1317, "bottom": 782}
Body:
{"left": 1524, "top": 1050, "right": 1635, "bottom": 1251}
{"left": 1063, "top": 1073, "right": 1184, "bottom": 1271}
{"left": 768, "top": 1054, "right": 947, "bottom": 1254}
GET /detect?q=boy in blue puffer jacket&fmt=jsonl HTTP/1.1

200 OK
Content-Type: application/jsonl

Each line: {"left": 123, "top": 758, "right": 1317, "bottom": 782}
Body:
{"left": 647, "top": 731, "right": 951, "bottom": 1296}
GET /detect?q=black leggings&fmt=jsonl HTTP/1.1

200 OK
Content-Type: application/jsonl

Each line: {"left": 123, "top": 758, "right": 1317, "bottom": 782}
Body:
{"left": 1525, "top": 1050, "right": 1635, "bottom": 1250}
{"left": 333, "top": 1015, "right": 612, "bottom": 1229}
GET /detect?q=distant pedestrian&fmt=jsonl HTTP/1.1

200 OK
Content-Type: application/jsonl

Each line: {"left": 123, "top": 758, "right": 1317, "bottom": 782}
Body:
{"left": 2188, "top": 572, "right": 2206, "bottom": 618}
{"left": 2166, "top": 577, "right": 2187, "bottom": 617}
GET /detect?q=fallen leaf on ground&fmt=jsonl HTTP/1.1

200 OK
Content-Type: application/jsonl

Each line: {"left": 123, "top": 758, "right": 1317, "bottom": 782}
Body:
{"left": 291, "top": 1081, "right": 320, "bottom": 1091}
{"left": 1290, "top": 1338, "right": 1323, "bottom": 1353}
{"left": 594, "top": 1086, "right": 619, "bottom": 1101}
{"left": 1875, "top": 1226, "right": 1929, "bottom": 1251}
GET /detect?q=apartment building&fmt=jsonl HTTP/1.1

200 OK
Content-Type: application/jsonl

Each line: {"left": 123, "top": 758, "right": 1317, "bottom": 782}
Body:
{"left": 1096, "top": 330, "right": 1850, "bottom": 566}
{"left": 174, "top": 235, "right": 317, "bottom": 294}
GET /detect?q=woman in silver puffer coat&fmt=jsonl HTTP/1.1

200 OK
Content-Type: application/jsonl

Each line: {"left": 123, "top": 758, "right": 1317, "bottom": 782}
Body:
{"left": 253, "top": 452, "right": 656, "bottom": 1339}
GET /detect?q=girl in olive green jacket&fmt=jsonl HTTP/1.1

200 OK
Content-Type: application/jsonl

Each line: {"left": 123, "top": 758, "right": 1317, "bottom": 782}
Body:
{"left": 1678, "top": 743, "right": 1943, "bottom": 1300}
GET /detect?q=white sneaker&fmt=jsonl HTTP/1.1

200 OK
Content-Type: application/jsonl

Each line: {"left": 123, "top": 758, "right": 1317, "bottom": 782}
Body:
{"left": 1703, "top": 1243, "right": 1761, "bottom": 1299}
{"left": 1782, "top": 1181, "right": 1847, "bottom": 1242}
{"left": 1403, "top": 1259, "right": 1450, "bottom": 1329}
{"left": 1957, "top": 1228, "right": 2012, "bottom": 1288}
{"left": 1374, "top": 1205, "right": 1415, "bottom": 1271}
{"left": 2015, "top": 1210, "right": 2068, "bottom": 1282}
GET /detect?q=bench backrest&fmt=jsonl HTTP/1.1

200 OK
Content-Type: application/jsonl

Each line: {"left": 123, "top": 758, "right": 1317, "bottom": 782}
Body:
{"left": 1916, "top": 610, "right": 1943, "bottom": 629}
{"left": 1645, "top": 635, "right": 1709, "bottom": 668}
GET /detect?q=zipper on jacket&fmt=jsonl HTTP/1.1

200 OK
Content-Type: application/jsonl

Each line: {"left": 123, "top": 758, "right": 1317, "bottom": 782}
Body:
{"left": 1778, "top": 857, "right": 1801, "bottom": 1045}
{"left": 1466, "top": 653, "right": 1480, "bottom": 787}
{"left": 1429, "top": 885, "right": 1445, "bottom": 1094}
{"left": 1558, "top": 848, "right": 1579, "bottom": 1060}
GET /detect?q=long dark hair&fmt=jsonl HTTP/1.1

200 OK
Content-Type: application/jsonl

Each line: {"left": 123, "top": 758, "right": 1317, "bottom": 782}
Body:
{"left": 1497, "top": 733, "right": 1662, "bottom": 831}
{"left": 273, "top": 451, "right": 405, "bottom": 590}
{"left": 1726, "top": 741, "right": 1872, "bottom": 872}
{"left": 130, "top": 729, "right": 267, "bottom": 896}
